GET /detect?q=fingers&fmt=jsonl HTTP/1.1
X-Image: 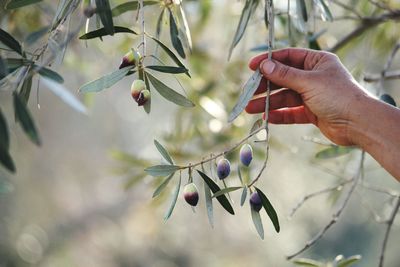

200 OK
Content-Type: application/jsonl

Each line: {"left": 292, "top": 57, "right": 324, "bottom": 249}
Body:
{"left": 246, "top": 89, "right": 303, "bottom": 114}
{"left": 268, "top": 106, "right": 313, "bottom": 124}
{"left": 249, "top": 48, "right": 314, "bottom": 71}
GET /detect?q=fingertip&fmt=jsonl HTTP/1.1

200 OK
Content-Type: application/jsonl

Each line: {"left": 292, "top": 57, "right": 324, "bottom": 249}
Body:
{"left": 248, "top": 53, "right": 268, "bottom": 70}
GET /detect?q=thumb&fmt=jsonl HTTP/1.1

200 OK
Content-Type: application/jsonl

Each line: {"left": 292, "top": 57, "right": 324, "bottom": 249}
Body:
{"left": 260, "top": 59, "right": 313, "bottom": 93}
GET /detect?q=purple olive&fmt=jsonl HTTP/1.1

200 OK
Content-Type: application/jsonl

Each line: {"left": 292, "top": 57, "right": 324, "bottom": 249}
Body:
{"left": 183, "top": 183, "right": 199, "bottom": 206}
{"left": 217, "top": 158, "right": 231, "bottom": 180}
{"left": 119, "top": 50, "right": 141, "bottom": 69}
{"left": 136, "top": 89, "right": 150, "bottom": 106}
{"left": 240, "top": 144, "right": 253, "bottom": 166}
{"left": 249, "top": 192, "right": 262, "bottom": 212}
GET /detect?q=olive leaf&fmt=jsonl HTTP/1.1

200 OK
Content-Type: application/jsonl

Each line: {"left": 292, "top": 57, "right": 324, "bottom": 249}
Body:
{"left": 79, "top": 66, "right": 133, "bottom": 93}
{"left": 178, "top": 4, "right": 192, "bottom": 51}
{"left": 36, "top": 66, "right": 64, "bottom": 83}
{"left": 164, "top": 172, "right": 181, "bottom": 221}
{"left": 315, "top": 145, "right": 354, "bottom": 159}
{"left": 155, "top": 8, "right": 165, "bottom": 39}
{"left": 297, "top": 0, "right": 308, "bottom": 22}
{"left": 228, "top": 69, "right": 262, "bottom": 122}
{"left": 146, "top": 72, "right": 194, "bottom": 107}
{"left": 292, "top": 258, "right": 322, "bottom": 266}
{"left": 6, "top": 0, "right": 42, "bottom": 9}
{"left": 0, "top": 28, "right": 23, "bottom": 55}
{"left": 111, "top": 0, "right": 159, "bottom": 17}
{"left": 19, "top": 74, "right": 33, "bottom": 104}
{"left": 79, "top": 26, "right": 137, "bottom": 40}
{"left": 168, "top": 8, "right": 186, "bottom": 58}
{"left": 380, "top": 94, "right": 397, "bottom": 107}
{"left": 0, "top": 148, "right": 15, "bottom": 173}
{"left": 204, "top": 178, "right": 214, "bottom": 228}
{"left": 145, "top": 65, "right": 188, "bottom": 74}
{"left": 240, "top": 187, "right": 247, "bottom": 206}
{"left": 228, "top": 0, "right": 260, "bottom": 59}
{"left": 147, "top": 34, "right": 190, "bottom": 77}
{"left": 197, "top": 170, "right": 235, "bottom": 215}
{"left": 143, "top": 72, "right": 151, "bottom": 114}
{"left": 154, "top": 140, "right": 174, "bottom": 164}
{"left": 0, "top": 108, "right": 10, "bottom": 150}
{"left": 145, "top": 165, "right": 180, "bottom": 177}
{"left": 152, "top": 173, "right": 174, "bottom": 198}
{"left": 337, "top": 255, "right": 361, "bottom": 267}
{"left": 251, "top": 208, "right": 264, "bottom": 239}
{"left": 212, "top": 186, "right": 242, "bottom": 198}
{"left": 95, "top": 0, "right": 114, "bottom": 35}
{"left": 255, "top": 187, "right": 280, "bottom": 233}
{"left": 315, "top": 0, "right": 333, "bottom": 22}
{"left": 13, "top": 93, "right": 41, "bottom": 146}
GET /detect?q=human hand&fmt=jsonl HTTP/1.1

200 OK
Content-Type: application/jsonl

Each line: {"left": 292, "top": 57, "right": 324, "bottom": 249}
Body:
{"left": 245, "top": 48, "right": 372, "bottom": 146}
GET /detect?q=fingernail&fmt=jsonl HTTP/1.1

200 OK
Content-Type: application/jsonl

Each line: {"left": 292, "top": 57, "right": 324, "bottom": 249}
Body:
{"left": 261, "top": 60, "right": 275, "bottom": 75}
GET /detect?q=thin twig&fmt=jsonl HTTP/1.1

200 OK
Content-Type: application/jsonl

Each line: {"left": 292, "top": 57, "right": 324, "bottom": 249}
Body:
{"left": 139, "top": 0, "right": 146, "bottom": 57}
{"left": 379, "top": 196, "right": 400, "bottom": 267}
{"left": 364, "top": 69, "right": 400, "bottom": 82}
{"left": 377, "top": 42, "right": 400, "bottom": 95}
{"left": 331, "top": 0, "right": 362, "bottom": 19}
{"left": 362, "top": 182, "right": 399, "bottom": 198}
{"left": 286, "top": 151, "right": 365, "bottom": 260}
{"left": 289, "top": 179, "right": 353, "bottom": 219}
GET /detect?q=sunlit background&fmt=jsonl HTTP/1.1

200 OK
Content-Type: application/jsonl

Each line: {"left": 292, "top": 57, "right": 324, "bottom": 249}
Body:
{"left": 1, "top": 0, "right": 400, "bottom": 266}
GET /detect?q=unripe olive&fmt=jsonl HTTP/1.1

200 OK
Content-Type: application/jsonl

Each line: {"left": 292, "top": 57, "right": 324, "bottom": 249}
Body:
{"left": 217, "top": 158, "right": 231, "bottom": 180}
{"left": 380, "top": 94, "right": 397, "bottom": 107}
{"left": 119, "top": 49, "right": 141, "bottom": 69}
{"left": 240, "top": 144, "right": 253, "bottom": 166}
{"left": 249, "top": 192, "right": 262, "bottom": 212}
{"left": 137, "top": 89, "right": 150, "bottom": 106}
{"left": 131, "top": 79, "right": 146, "bottom": 100}
{"left": 183, "top": 183, "right": 199, "bottom": 206}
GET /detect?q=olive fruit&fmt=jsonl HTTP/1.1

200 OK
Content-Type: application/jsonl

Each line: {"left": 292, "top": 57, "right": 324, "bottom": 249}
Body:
{"left": 217, "top": 158, "right": 231, "bottom": 180}
{"left": 183, "top": 183, "right": 199, "bottom": 206}
{"left": 119, "top": 49, "right": 141, "bottom": 69}
{"left": 240, "top": 144, "right": 253, "bottom": 166}
{"left": 380, "top": 94, "right": 397, "bottom": 107}
{"left": 136, "top": 89, "right": 150, "bottom": 106}
{"left": 249, "top": 192, "right": 262, "bottom": 212}
{"left": 131, "top": 79, "right": 146, "bottom": 100}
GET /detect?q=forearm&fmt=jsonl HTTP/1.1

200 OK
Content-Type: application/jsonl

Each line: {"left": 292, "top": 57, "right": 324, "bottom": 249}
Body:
{"left": 348, "top": 95, "right": 400, "bottom": 181}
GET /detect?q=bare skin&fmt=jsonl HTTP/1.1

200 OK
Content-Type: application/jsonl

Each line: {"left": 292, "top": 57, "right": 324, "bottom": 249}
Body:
{"left": 245, "top": 48, "right": 400, "bottom": 181}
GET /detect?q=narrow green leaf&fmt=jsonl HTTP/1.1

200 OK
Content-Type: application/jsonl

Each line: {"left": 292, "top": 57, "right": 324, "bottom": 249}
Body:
{"left": 204, "top": 178, "right": 214, "bottom": 227}
{"left": 255, "top": 187, "right": 280, "bottom": 233}
{"left": 164, "top": 172, "right": 181, "bottom": 221}
{"left": 152, "top": 173, "right": 174, "bottom": 198}
{"left": 297, "top": 0, "right": 308, "bottom": 22}
{"left": 19, "top": 75, "right": 32, "bottom": 104}
{"left": 0, "top": 108, "right": 10, "bottom": 150}
{"left": 197, "top": 170, "right": 235, "bottom": 215}
{"left": 79, "top": 26, "right": 137, "bottom": 40}
{"left": 337, "top": 255, "right": 362, "bottom": 267}
{"left": 143, "top": 72, "right": 151, "bottom": 114}
{"left": 146, "top": 65, "right": 188, "bottom": 74}
{"left": 0, "top": 57, "right": 7, "bottom": 79}
{"left": 111, "top": 0, "right": 159, "bottom": 17}
{"left": 0, "top": 28, "right": 22, "bottom": 55}
{"left": 179, "top": 4, "right": 192, "bottom": 51}
{"left": 79, "top": 66, "right": 133, "bottom": 93}
{"left": 212, "top": 186, "right": 242, "bottom": 198}
{"left": 228, "top": 0, "right": 259, "bottom": 59}
{"left": 316, "top": 0, "right": 333, "bottom": 22}
{"left": 4, "top": 58, "right": 33, "bottom": 68}
{"left": 41, "top": 78, "right": 87, "bottom": 114}
{"left": 145, "top": 164, "right": 180, "bottom": 177}
{"left": 168, "top": 8, "right": 185, "bottom": 58}
{"left": 251, "top": 208, "right": 264, "bottom": 239}
{"left": 95, "top": 0, "right": 114, "bottom": 35}
{"left": 228, "top": 69, "right": 262, "bottom": 122}
{"left": 36, "top": 66, "right": 64, "bottom": 83}
{"left": 240, "top": 187, "right": 247, "bottom": 206}
{"left": 315, "top": 145, "right": 354, "bottom": 159}
{"left": 292, "top": 258, "right": 322, "bottom": 267}
{"left": 0, "top": 148, "right": 16, "bottom": 173}
{"left": 237, "top": 165, "right": 243, "bottom": 184}
{"left": 154, "top": 140, "right": 173, "bottom": 164}
{"left": 13, "top": 93, "right": 41, "bottom": 146}
{"left": 146, "top": 72, "right": 194, "bottom": 107}
{"left": 6, "top": 0, "right": 42, "bottom": 9}
{"left": 147, "top": 34, "right": 190, "bottom": 77}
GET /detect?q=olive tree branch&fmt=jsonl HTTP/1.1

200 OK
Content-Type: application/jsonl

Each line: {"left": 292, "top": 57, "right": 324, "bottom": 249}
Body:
{"left": 364, "top": 69, "right": 400, "bottom": 82}
{"left": 139, "top": 0, "right": 146, "bottom": 57}
{"left": 286, "top": 151, "right": 365, "bottom": 260}
{"left": 329, "top": 9, "right": 400, "bottom": 52}
{"left": 379, "top": 195, "right": 400, "bottom": 267}
{"left": 376, "top": 42, "right": 400, "bottom": 95}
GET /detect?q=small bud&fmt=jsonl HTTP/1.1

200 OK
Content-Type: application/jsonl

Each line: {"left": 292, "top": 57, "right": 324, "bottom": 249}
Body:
{"left": 183, "top": 183, "right": 199, "bottom": 206}
{"left": 380, "top": 94, "right": 397, "bottom": 107}
{"left": 217, "top": 158, "right": 231, "bottom": 180}
{"left": 137, "top": 89, "right": 150, "bottom": 106}
{"left": 240, "top": 144, "right": 253, "bottom": 166}
{"left": 249, "top": 192, "right": 262, "bottom": 212}
{"left": 131, "top": 79, "right": 146, "bottom": 100}
{"left": 119, "top": 49, "right": 141, "bottom": 69}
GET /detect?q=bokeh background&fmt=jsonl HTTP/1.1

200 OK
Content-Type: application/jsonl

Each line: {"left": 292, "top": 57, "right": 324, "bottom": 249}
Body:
{"left": 1, "top": 0, "right": 400, "bottom": 266}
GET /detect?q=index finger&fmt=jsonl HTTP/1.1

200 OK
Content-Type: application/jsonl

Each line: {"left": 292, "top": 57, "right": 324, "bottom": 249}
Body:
{"left": 249, "top": 48, "right": 313, "bottom": 71}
